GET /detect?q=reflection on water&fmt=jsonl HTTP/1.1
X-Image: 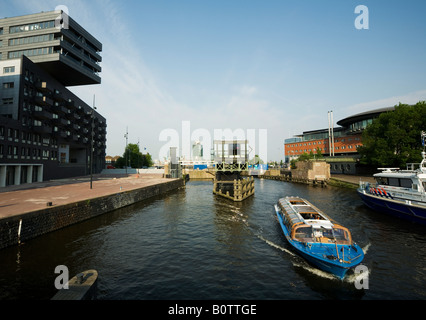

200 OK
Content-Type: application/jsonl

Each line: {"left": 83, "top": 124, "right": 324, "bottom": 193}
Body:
{"left": 1, "top": 179, "right": 426, "bottom": 300}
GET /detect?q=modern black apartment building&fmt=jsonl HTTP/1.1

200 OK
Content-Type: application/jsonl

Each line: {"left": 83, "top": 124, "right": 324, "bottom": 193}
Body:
{"left": 0, "top": 10, "right": 106, "bottom": 187}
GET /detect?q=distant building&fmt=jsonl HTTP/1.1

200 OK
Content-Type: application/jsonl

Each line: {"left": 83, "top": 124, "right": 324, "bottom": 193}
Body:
{"left": 105, "top": 155, "right": 120, "bottom": 167}
{"left": 0, "top": 10, "right": 105, "bottom": 187}
{"left": 192, "top": 141, "right": 203, "bottom": 161}
{"left": 284, "top": 107, "right": 395, "bottom": 174}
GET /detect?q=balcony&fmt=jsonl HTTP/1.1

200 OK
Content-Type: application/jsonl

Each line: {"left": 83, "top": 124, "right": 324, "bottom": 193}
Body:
{"left": 35, "top": 81, "right": 50, "bottom": 92}
{"left": 59, "top": 131, "right": 71, "bottom": 139}
{"left": 33, "top": 109, "right": 52, "bottom": 121}
{"left": 66, "top": 99, "right": 75, "bottom": 109}
{"left": 33, "top": 95, "right": 53, "bottom": 106}
{"left": 76, "top": 105, "right": 86, "bottom": 115}
{"left": 33, "top": 126, "right": 52, "bottom": 134}
{"left": 52, "top": 117, "right": 70, "bottom": 126}
{"left": 53, "top": 105, "right": 69, "bottom": 115}
{"left": 52, "top": 91, "right": 65, "bottom": 102}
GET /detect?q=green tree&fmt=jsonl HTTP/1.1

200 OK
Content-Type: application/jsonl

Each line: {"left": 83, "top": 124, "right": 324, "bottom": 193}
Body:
{"left": 114, "top": 143, "right": 153, "bottom": 168}
{"left": 358, "top": 101, "right": 426, "bottom": 168}
{"left": 290, "top": 148, "right": 324, "bottom": 169}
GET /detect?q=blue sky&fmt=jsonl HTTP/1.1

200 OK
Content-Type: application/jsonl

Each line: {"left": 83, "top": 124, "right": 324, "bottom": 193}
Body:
{"left": 2, "top": 0, "right": 426, "bottom": 162}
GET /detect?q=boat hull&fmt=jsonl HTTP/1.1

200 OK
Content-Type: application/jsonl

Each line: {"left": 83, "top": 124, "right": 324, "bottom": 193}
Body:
{"left": 357, "top": 188, "right": 426, "bottom": 225}
{"left": 275, "top": 206, "right": 364, "bottom": 280}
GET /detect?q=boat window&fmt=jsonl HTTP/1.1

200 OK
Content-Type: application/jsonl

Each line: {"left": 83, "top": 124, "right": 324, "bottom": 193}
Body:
{"left": 293, "top": 226, "right": 313, "bottom": 241}
{"left": 318, "top": 227, "right": 350, "bottom": 244}
{"left": 388, "top": 178, "right": 400, "bottom": 187}
{"left": 400, "top": 179, "right": 412, "bottom": 188}
{"left": 423, "top": 182, "right": 426, "bottom": 191}
{"left": 376, "top": 177, "right": 389, "bottom": 185}
{"left": 333, "top": 228, "right": 349, "bottom": 242}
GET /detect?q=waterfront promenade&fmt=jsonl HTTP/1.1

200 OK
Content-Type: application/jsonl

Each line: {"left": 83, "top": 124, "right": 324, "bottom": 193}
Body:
{"left": 331, "top": 174, "right": 375, "bottom": 186}
{"left": 0, "top": 172, "right": 185, "bottom": 250}
{"left": 0, "top": 173, "right": 375, "bottom": 220}
{"left": 0, "top": 173, "right": 175, "bottom": 219}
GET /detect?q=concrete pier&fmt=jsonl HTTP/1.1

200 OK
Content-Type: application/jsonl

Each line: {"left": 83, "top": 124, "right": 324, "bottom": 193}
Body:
{"left": 213, "top": 176, "right": 255, "bottom": 202}
{"left": 0, "top": 173, "right": 185, "bottom": 250}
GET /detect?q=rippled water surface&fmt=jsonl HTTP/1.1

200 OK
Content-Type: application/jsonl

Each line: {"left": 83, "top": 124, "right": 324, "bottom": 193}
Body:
{"left": 1, "top": 179, "right": 426, "bottom": 300}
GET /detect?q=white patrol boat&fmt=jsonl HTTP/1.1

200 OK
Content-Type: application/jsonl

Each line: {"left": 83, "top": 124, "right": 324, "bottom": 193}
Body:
{"left": 357, "top": 132, "right": 426, "bottom": 225}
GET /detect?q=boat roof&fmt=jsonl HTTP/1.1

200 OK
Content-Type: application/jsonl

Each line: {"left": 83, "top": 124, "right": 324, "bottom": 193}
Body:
{"left": 374, "top": 171, "right": 418, "bottom": 178}
{"left": 279, "top": 197, "right": 335, "bottom": 229}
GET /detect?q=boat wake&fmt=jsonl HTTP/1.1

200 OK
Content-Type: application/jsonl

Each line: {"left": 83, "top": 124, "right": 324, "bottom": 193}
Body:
{"left": 362, "top": 243, "right": 371, "bottom": 255}
{"left": 257, "top": 235, "right": 295, "bottom": 256}
{"left": 258, "top": 234, "right": 372, "bottom": 283}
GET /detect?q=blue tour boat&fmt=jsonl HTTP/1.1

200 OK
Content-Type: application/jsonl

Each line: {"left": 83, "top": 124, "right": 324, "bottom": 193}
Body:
{"left": 357, "top": 132, "right": 426, "bottom": 225}
{"left": 274, "top": 196, "right": 364, "bottom": 279}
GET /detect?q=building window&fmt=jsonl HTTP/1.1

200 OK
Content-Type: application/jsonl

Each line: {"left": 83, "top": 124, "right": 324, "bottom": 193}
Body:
{"left": 2, "top": 98, "right": 14, "bottom": 105}
{"left": 9, "top": 34, "right": 54, "bottom": 46}
{"left": 9, "top": 21, "right": 55, "bottom": 34}
{"left": 0, "top": 27, "right": 3, "bottom": 35}
{"left": 8, "top": 47, "right": 54, "bottom": 59}
{"left": 2, "top": 82, "right": 14, "bottom": 89}
{"left": 3, "top": 66, "right": 16, "bottom": 74}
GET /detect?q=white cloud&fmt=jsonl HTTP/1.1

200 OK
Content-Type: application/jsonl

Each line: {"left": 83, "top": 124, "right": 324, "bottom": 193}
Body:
{"left": 341, "top": 89, "right": 426, "bottom": 118}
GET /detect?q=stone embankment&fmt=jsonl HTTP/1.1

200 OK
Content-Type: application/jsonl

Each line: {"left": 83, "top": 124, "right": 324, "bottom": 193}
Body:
{"left": 0, "top": 173, "right": 184, "bottom": 250}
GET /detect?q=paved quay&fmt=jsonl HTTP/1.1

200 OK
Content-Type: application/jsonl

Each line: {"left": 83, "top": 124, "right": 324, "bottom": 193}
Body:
{"left": 0, "top": 173, "right": 374, "bottom": 220}
{"left": 0, "top": 173, "right": 175, "bottom": 220}
{"left": 331, "top": 174, "right": 376, "bottom": 186}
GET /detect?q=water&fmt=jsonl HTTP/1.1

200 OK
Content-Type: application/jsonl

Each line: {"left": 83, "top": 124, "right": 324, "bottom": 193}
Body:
{"left": 1, "top": 178, "right": 426, "bottom": 300}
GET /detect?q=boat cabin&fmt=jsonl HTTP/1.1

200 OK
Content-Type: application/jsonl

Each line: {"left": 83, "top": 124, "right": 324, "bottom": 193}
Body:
{"left": 374, "top": 171, "right": 426, "bottom": 193}
{"left": 291, "top": 224, "right": 352, "bottom": 245}
{"left": 278, "top": 197, "right": 352, "bottom": 245}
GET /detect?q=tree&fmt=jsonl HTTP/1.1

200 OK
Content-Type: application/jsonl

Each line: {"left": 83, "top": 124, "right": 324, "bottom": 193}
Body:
{"left": 358, "top": 101, "right": 426, "bottom": 168}
{"left": 114, "top": 143, "right": 153, "bottom": 168}
{"left": 290, "top": 148, "right": 324, "bottom": 169}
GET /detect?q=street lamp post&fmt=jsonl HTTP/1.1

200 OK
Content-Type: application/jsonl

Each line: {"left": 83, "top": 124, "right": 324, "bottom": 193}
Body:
{"left": 90, "top": 95, "right": 97, "bottom": 189}
{"left": 124, "top": 127, "right": 128, "bottom": 176}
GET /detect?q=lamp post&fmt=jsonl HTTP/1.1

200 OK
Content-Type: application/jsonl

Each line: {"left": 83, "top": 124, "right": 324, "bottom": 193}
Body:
{"left": 90, "top": 95, "right": 97, "bottom": 189}
{"left": 124, "top": 127, "right": 128, "bottom": 176}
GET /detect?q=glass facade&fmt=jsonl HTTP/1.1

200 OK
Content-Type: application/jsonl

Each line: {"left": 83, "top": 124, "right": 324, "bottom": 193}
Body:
{"left": 9, "top": 34, "right": 55, "bottom": 46}
{"left": 8, "top": 47, "right": 54, "bottom": 59}
{"left": 349, "top": 119, "right": 373, "bottom": 132}
{"left": 9, "top": 21, "right": 55, "bottom": 34}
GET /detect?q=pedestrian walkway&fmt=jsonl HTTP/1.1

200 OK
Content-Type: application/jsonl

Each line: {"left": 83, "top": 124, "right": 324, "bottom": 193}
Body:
{"left": 331, "top": 174, "right": 375, "bottom": 186}
{"left": 0, "top": 173, "right": 171, "bottom": 219}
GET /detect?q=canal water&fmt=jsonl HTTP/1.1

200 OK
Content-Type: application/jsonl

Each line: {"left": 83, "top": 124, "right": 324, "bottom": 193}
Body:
{"left": 1, "top": 178, "right": 426, "bottom": 300}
